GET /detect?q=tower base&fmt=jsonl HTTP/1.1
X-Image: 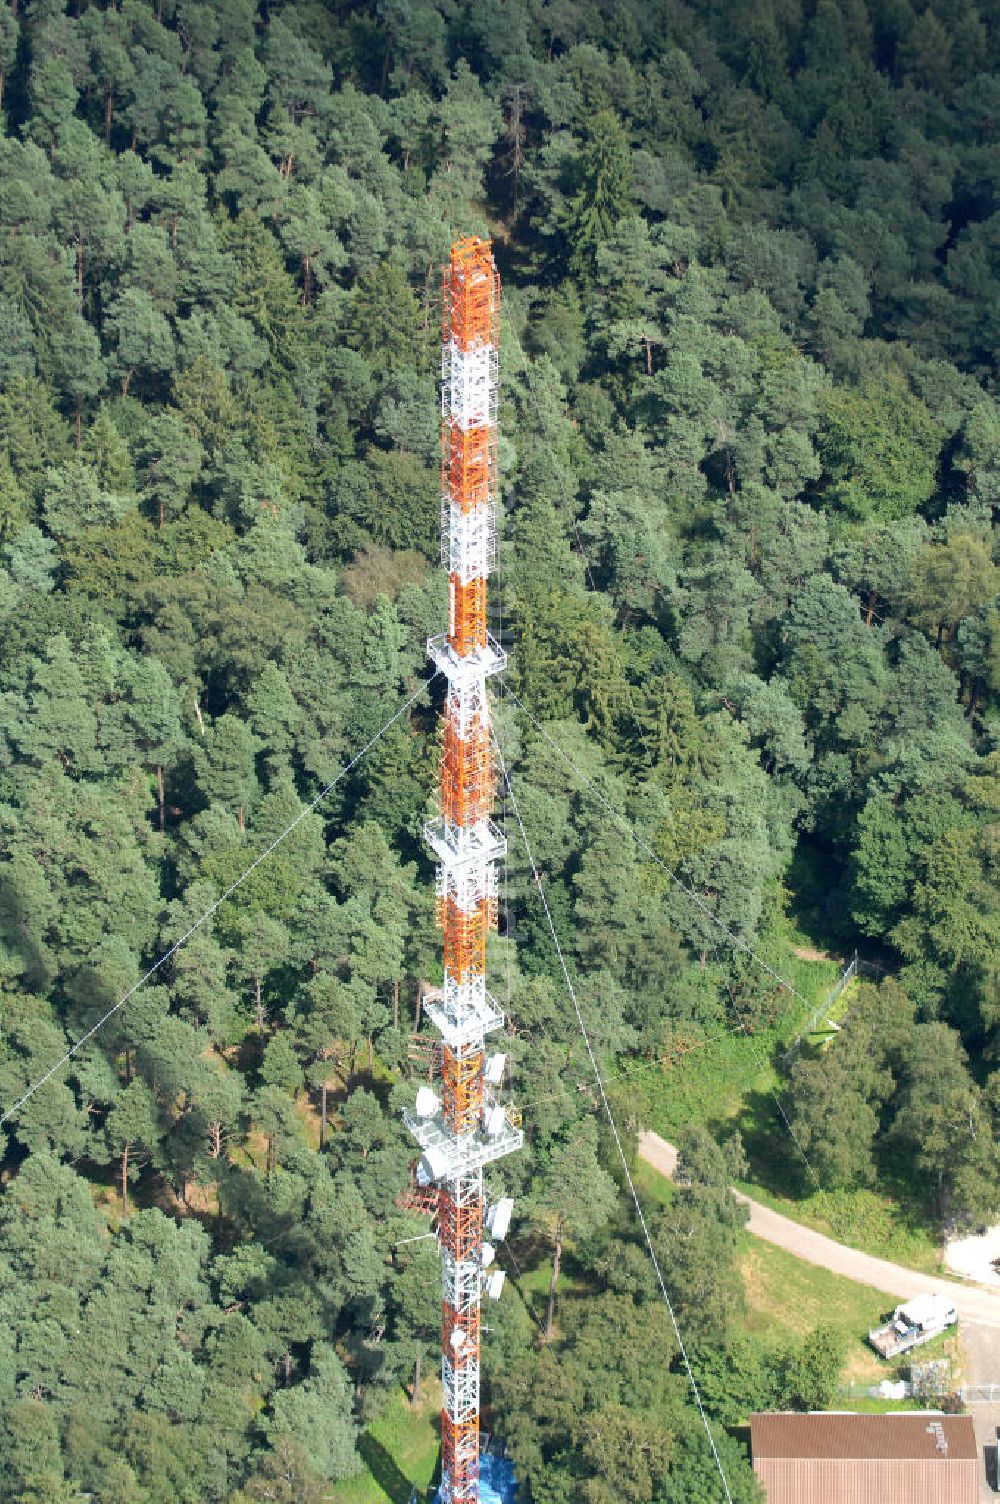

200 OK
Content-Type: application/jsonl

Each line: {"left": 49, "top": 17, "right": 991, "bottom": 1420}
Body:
{"left": 434, "top": 1451, "right": 517, "bottom": 1504}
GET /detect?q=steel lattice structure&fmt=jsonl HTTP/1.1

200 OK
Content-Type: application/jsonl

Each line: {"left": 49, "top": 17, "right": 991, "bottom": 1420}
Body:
{"left": 404, "top": 237, "right": 522, "bottom": 1504}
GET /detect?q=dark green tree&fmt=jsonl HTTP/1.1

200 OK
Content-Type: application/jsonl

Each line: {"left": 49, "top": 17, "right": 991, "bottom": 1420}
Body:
{"left": 655, "top": 1127, "right": 749, "bottom": 1343}
{"left": 787, "top": 1054, "right": 878, "bottom": 1190}
{"left": 561, "top": 111, "right": 633, "bottom": 281}
{"left": 531, "top": 1120, "right": 617, "bottom": 1339}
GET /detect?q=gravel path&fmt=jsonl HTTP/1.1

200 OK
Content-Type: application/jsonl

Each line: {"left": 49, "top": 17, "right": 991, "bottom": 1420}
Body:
{"left": 638, "top": 1129, "right": 1000, "bottom": 1330}
{"left": 637, "top": 1129, "right": 677, "bottom": 1179}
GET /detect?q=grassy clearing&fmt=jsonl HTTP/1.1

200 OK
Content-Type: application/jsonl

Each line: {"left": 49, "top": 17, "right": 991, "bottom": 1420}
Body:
{"left": 512, "top": 1248, "right": 555, "bottom": 1324}
{"left": 294, "top": 1090, "right": 324, "bottom": 1150}
{"left": 633, "top": 1003, "right": 945, "bottom": 1273}
{"left": 776, "top": 951, "right": 843, "bottom": 1019}
{"left": 627, "top": 896, "right": 945, "bottom": 1275}
{"left": 635, "top": 1029, "right": 785, "bottom": 1139}
{"left": 633, "top": 1156, "right": 675, "bottom": 1210}
{"left": 737, "top": 1234, "right": 962, "bottom": 1390}
{"left": 738, "top": 1234, "right": 894, "bottom": 1385}
{"left": 330, "top": 1385, "right": 441, "bottom": 1504}
{"left": 632, "top": 938, "right": 838, "bottom": 1145}
{"left": 505, "top": 1242, "right": 595, "bottom": 1339}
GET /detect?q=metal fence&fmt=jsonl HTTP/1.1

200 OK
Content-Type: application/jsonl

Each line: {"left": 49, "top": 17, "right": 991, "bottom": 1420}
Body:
{"left": 839, "top": 1383, "right": 907, "bottom": 1402}
{"left": 839, "top": 1382, "right": 1000, "bottom": 1405}
{"left": 961, "top": 1385, "right": 1000, "bottom": 1403}
{"left": 783, "top": 950, "right": 887, "bottom": 1064}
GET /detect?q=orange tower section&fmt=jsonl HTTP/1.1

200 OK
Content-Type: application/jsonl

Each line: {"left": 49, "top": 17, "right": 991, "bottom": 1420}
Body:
{"left": 405, "top": 238, "right": 521, "bottom": 1504}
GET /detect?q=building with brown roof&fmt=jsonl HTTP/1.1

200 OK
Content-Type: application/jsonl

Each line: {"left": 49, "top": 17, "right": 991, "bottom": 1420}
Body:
{"left": 749, "top": 1411, "right": 978, "bottom": 1504}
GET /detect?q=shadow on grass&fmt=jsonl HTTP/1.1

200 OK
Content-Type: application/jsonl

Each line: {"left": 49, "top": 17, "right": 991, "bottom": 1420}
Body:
{"left": 732, "top": 1086, "right": 812, "bottom": 1199}
{"left": 505, "top": 1257, "right": 545, "bottom": 1336}
{"left": 872, "top": 1147, "right": 942, "bottom": 1241}
{"left": 359, "top": 1427, "right": 440, "bottom": 1504}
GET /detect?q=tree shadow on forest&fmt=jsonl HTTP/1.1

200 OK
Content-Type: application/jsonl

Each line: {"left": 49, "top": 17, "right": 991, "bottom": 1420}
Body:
{"left": 0, "top": 874, "right": 54, "bottom": 992}
{"left": 784, "top": 840, "right": 853, "bottom": 955}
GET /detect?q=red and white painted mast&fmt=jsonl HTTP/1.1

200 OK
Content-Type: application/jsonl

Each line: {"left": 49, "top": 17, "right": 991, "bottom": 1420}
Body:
{"left": 405, "top": 237, "right": 521, "bottom": 1504}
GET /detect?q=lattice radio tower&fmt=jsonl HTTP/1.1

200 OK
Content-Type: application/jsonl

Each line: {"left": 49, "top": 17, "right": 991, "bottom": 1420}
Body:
{"left": 404, "top": 237, "right": 522, "bottom": 1504}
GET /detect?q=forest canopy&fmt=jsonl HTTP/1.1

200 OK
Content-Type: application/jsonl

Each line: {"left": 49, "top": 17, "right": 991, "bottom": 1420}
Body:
{"left": 0, "top": 1, "right": 998, "bottom": 1501}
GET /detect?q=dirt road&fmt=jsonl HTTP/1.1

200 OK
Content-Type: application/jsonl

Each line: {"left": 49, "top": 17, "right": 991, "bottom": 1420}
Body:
{"left": 638, "top": 1129, "right": 1000, "bottom": 1331}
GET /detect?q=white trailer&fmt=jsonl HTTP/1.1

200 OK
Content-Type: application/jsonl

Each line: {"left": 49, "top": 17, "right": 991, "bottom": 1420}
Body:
{"left": 868, "top": 1293, "right": 957, "bottom": 1359}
